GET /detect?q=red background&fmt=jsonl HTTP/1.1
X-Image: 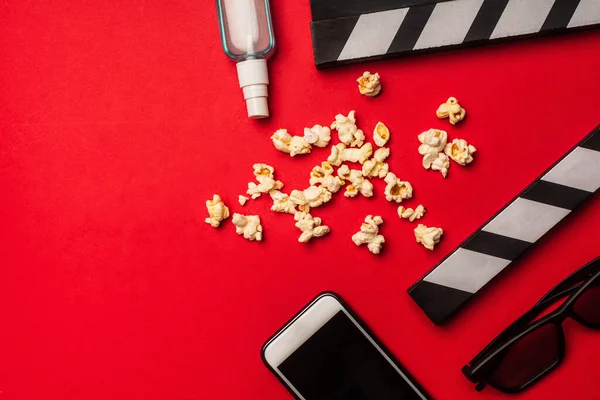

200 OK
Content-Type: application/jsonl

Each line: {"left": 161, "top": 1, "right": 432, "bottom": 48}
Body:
{"left": 1, "top": 1, "right": 600, "bottom": 399}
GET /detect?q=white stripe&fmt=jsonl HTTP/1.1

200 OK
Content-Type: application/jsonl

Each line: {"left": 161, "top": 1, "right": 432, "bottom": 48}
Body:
{"left": 424, "top": 248, "right": 511, "bottom": 294}
{"left": 542, "top": 147, "right": 600, "bottom": 192}
{"left": 414, "top": 0, "right": 485, "bottom": 50}
{"left": 337, "top": 9, "right": 409, "bottom": 61}
{"left": 490, "top": 0, "right": 556, "bottom": 39}
{"left": 568, "top": 0, "right": 600, "bottom": 28}
{"left": 483, "top": 197, "right": 570, "bottom": 243}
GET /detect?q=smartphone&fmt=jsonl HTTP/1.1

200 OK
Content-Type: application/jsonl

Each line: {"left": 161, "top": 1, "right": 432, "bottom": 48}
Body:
{"left": 262, "top": 292, "right": 430, "bottom": 400}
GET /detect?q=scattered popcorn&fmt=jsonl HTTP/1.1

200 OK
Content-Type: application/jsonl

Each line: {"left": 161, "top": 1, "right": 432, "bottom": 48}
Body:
{"left": 398, "top": 205, "right": 426, "bottom": 222}
{"left": 238, "top": 195, "right": 249, "bottom": 206}
{"left": 270, "top": 190, "right": 297, "bottom": 214}
{"left": 327, "top": 143, "right": 373, "bottom": 166}
{"left": 310, "top": 162, "right": 344, "bottom": 193}
{"left": 271, "top": 129, "right": 312, "bottom": 157}
{"left": 232, "top": 213, "right": 263, "bottom": 241}
{"left": 205, "top": 194, "right": 230, "bottom": 228}
{"left": 357, "top": 71, "right": 382, "bottom": 97}
{"left": 373, "top": 122, "right": 390, "bottom": 147}
{"left": 331, "top": 110, "right": 365, "bottom": 147}
{"left": 303, "top": 125, "right": 331, "bottom": 148}
{"left": 294, "top": 211, "right": 330, "bottom": 243}
{"left": 437, "top": 97, "right": 466, "bottom": 125}
{"left": 431, "top": 153, "right": 450, "bottom": 178}
{"left": 345, "top": 169, "right": 374, "bottom": 198}
{"left": 384, "top": 172, "right": 413, "bottom": 203}
{"left": 362, "top": 147, "right": 390, "bottom": 178}
{"left": 418, "top": 129, "right": 448, "bottom": 170}
{"left": 290, "top": 185, "right": 333, "bottom": 211}
{"left": 414, "top": 224, "right": 443, "bottom": 250}
{"left": 444, "top": 138, "right": 476, "bottom": 166}
{"left": 247, "top": 163, "right": 284, "bottom": 199}
{"left": 352, "top": 215, "right": 385, "bottom": 254}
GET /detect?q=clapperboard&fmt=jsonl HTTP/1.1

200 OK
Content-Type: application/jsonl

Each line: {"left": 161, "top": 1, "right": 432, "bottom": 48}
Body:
{"left": 409, "top": 126, "right": 600, "bottom": 325}
{"left": 310, "top": 0, "right": 600, "bottom": 68}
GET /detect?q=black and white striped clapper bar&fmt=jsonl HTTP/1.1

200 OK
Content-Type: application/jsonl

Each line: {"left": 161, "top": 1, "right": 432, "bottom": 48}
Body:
{"left": 310, "top": 0, "right": 600, "bottom": 68}
{"left": 409, "top": 125, "right": 600, "bottom": 325}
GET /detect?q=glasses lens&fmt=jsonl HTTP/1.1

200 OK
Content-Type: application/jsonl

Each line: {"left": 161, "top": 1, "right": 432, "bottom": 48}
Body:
{"left": 488, "top": 323, "right": 561, "bottom": 391}
{"left": 573, "top": 279, "right": 600, "bottom": 327}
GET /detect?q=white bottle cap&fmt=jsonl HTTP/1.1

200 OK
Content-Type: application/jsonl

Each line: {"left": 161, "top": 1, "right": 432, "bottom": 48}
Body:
{"left": 236, "top": 59, "right": 270, "bottom": 119}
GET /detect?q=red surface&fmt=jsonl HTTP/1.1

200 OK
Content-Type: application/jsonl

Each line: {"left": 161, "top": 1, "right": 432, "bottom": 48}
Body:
{"left": 1, "top": 1, "right": 599, "bottom": 399}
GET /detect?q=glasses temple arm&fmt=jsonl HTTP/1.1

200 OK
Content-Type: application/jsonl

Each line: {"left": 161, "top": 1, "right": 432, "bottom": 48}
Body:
{"left": 535, "top": 256, "right": 600, "bottom": 305}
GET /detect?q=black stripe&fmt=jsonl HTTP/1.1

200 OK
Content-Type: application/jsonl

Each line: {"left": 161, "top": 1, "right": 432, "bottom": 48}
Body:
{"left": 387, "top": 4, "right": 435, "bottom": 53}
{"left": 309, "top": 0, "right": 452, "bottom": 22}
{"left": 521, "top": 180, "right": 592, "bottom": 210}
{"left": 462, "top": 231, "right": 532, "bottom": 261}
{"left": 580, "top": 127, "right": 600, "bottom": 152}
{"left": 541, "top": 0, "right": 581, "bottom": 31}
{"left": 463, "top": 0, "right": 510, "bottom": 42}
{"left": 408, "top": 280, "right": 473, "bottom": 325}
{"left": 310, "top": 17, "right": 360, "bottom": 67}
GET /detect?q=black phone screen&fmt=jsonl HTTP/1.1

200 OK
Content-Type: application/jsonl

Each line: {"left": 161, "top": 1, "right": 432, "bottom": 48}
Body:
{"left": 278, "top": 310, "right": 426, "bottom": 400}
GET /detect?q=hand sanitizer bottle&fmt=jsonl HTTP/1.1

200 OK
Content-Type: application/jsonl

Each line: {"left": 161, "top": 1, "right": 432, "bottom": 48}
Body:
{"left": 217, "top": 0, "right": 275, "bottom": 119}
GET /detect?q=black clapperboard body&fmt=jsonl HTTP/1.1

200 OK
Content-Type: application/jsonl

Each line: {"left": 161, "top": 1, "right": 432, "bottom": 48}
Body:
{"left": 410, "top": 126, "right": 600, "bottom": 325}
{"left": 310, "top": 0, "right": 600, "bottom": 68}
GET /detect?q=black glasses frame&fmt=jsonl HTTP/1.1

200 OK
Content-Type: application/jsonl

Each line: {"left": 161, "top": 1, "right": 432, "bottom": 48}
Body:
{"left": 462, "top": 256, "right": 600, "bottom": 393}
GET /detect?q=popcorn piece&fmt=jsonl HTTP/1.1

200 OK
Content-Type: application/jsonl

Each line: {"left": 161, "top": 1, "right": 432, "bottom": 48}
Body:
{"left": 418, "top": 129, "right": 448, "bottom": 170}
{"left": 310, "top": 162, "right": 344, "bottom": 194}
{"left": 337, "top": 164, "right": 351, "bottom": 180}
{"left": 246, "top": 163, "right": 284, "bottom": 199}
{"left": 437, "top": 97, "right": 466, "bottom": 125}
{"left": 337, "top": 143, "right": 373, "bottom": 165}
{"left": 303, "top": 125, "right": 331, "bottom": 148}
{"left": 345, "top": 169, "right": 373, "bottom": 198}
{"left": 290, "top": 185, "right": 333, "bottom": 211}
{"left": 331, "top": 110, "right": 365, "bottom": 147}
{"left": 253, "top": 163, "right": 274, "bottom": 177}
{"left": 271, "top": 129, "right": 312, "bottom": 157}
{"left": 270, "top": 190, "right": 297, "bottom": 214}
{"left": 373, "top": 122, "right": 390, "bottom": 147}
{"left": 418, "top": 129, "right": 448, "bottom": 155}
{"left": 431, "top": 153, "right": 450, "bottom": 178}
{"left": 321, "top": 175, "right": 344, "bottom": 194}
{"left": 357, "top": 71, "right": 382, "bottom": 97}
{"left": 352, "top": 215, "right": 385, "bottom": 254}
{"left": 232, "top": 213, "right": 263, "bottom": 241}
{"left": 327, "top": 143, "right": 344, "bottom": 166}
{"left": 238, "top": 195, "right": 249, "bottom": 206}
{"left": 309, "top": 162, "right": 335, "bottom": 185}
{"left": 362, "top": 147, "right": 390, "bottom": 178}
{"left": 398, "top": 205, "right": 426, "bottom": 222}
{"left": 414, "top": 224, "right": 443, "bottom": 250}
{"left": 418, "top": 129, "right": 448, "bottom": 151}
{"left": 444, "top": 138, "right": 477, "bottom": 166}
{"left": 205, "top": 194, "right": 230, "bottom": 228}
{"left": 294, "top": 211, "right": 330, "bottom": 243}
{"left": 289, "top": 136, "right": 312, "bottom": 157}
{"left": 349, "top": 130, "right": 365, "bottom": 148}
{"left": 384, "top": 172, "right": 413, "bottom": 203}
{"left": 327, "top": 143, "right": 373, "bottom": 166}
{"left": 271, "top": 129, "right": 292, "bottom": 153}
